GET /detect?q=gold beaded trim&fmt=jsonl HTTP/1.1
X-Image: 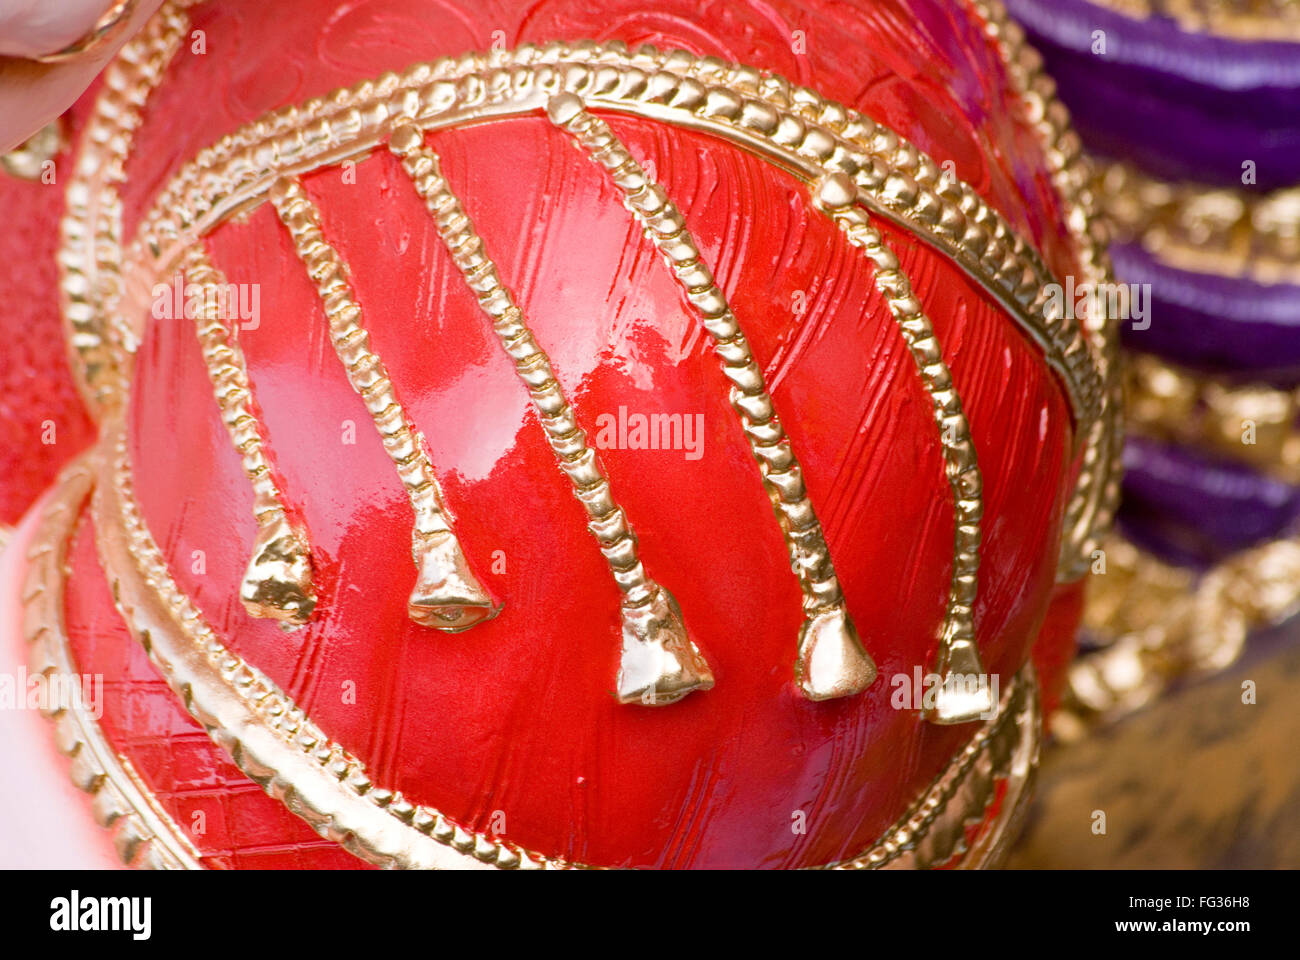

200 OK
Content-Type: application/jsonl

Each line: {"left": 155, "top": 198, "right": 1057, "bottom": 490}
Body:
{"left": 94, "top": 421, "right": 554, "bottom": 870}
{"left": 116, "top": 44, "right": 1104, "bottom": 435}
{"left": 544, "top": 97, "right": 872, "bottom": 703}
{"left": 385, "top": 130, "right": 714, "bottom": 705}
{"left": 57, "top": 0, "right": 190, "bottom": 417}
{"left": 182, "top": 246, "right": 317, "bottom": 626}
{"left": 87, "top": 415, "right": 1041, "bottom": 869}
{"left": 266, "top": 178, "right": 499, "bottom": 633}
{"left": 813, "top": 173, "right": 990, "bottom": 723}
{"left": 59, "top": 26, "right": 1114, "bottom": 581}
{"left": 1061, "top": 352, "right": 1300, "bottom": 734}
{"left": 1087, "top": 0, "right": 1300, "bottom": 42}
{"left": 1126, "top": 353, "right": 1300, "bottom": 484}
{"left": 973, "top": 0, "right": 1124, "bottom": 586}
{"left": 1100, "top": 161, "right": 1300, "bottom": 286}
{"left": 46, "top": 3, "right": 1088, "bottom": 865}
{"left": 21, "top": 457, "right": 202, "bottom": 869}
{"left": 1056, "top": 529, "right": 1300, "bottom": 738}
{"left": 0, "top": 119, "right": 63, "bottom": 181}
{"left": 823, "top": 665, "right": 1039, "bottom": 869}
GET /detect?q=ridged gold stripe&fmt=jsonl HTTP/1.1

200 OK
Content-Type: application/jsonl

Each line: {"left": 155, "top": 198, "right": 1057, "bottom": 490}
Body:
{"left": 1099, "top": 161, "right": 1300, "bottom": 285}
{"left": 182, "top": 245, "right": 316, "bottom": 625}
{"left": 1126, "top": 352, "right": 1300, "bottom": 484}
{"left": 120, "top": 44, "right": 1104, "bottom": 438}
{"left": 98, "top": 41, "right": 1110, "bottom": 584}
{"left": 92, "top": 414, "right": 1040, "bottom": 868}
{"left": 1057, "top": 529, "right": 1300, "bottom": 740}
{"left": 22, "top": 457, "right": 202, "bottom": 869}
{"left": 267, "top": 177, "right": 498, "bottom": 631}
{"left": 93, "top": 423, "right": 552, "bottom": 869}
{"left": 387, "top": 123, "right": 713, "bottom": 705}
{"left": 973, "top": 0, "right": 1123, "bottom": 584}
{"left": 822, "top": 664, "right": 1038, "bottom": 869}
{"left": 57, "top": 0, "right": 189, "bottom": 417}
{"left": 545, "top": 94, "right": 875, "bottom": 702}
{"left": 813, "top": 173, "right": 990, "bottom": 724}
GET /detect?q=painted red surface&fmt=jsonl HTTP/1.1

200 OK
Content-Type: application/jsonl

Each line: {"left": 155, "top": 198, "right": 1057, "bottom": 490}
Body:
{"left": 0, "top": 153, "right": 97, "bottom": 526}
{"left": 10, "top": 0, "right": 1090, "bottom": 867}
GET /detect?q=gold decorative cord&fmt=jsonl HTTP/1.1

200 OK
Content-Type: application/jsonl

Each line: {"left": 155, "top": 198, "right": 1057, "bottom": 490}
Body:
{"left": 974, "top": 0, "right": 1123, "bottom": 585}
{"left": 46, "top": 3, "right": 1104, "bottom": 865}
{"left": 102, "top": 39, "right": 1113, "bottom": 580}
{"left": 813, "top": 173, "right": 989, "bottom": 722}
{"left": 23, "top": 458, "right": 202, "bottom": 869}
{"left": 94, "top": 426, "right": 551, "bottom": 869}
{"left": 267, "top": 177, "right": 499, "bottom": 631}
{"left": 1057, "top": 531, "right": 1300, "bottom": 739}
{"left": 1126, "top": 353, "right": 1300, "bottom": 484}
{"left": 94, "top": 414, "right": 1038, "bottom": 868}
{"left": 387, "top": 122, "right": 713, "bottom": 705}
{"left": 545, "top": 94, "right": 875, "bottom": 702}
{"left": 182, "top": 245, "right": 316, "bottom": 625}
{"left": 58, "top": 0, "right": 189, "bottom": 416}
{"left": 123, "top": 45, "right": 1105, "bottom": 438}
{"left": 973, "top": 2, "right": 1300, "bottom": 730}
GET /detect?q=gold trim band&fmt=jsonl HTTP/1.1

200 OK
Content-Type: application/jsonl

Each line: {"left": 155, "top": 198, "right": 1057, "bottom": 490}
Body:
{"left": 1099, "top": 161, "right": 1300, "bottom": 286}
{"left": 387, "top": 123, "right": 713, "bottom": 705}
{"left": 59, "top": 29, "right": 1114, "bottom": 584}
{"left": 814, "top": 173, "right": 990, "bottom": 723}
{"left": 22, "top": 457, "right": 202, "bottom": 869}
{"left": 1058, "top": 529, "right": 1300, "bottom": 738}
{"left": 268, "top": 177, "right": 499, "bottom": 631}
{"left": 89, "top": 411, "right": 1037, "bottom": 868}
{"left": 545, "top": 95, "right": 873, "bottom": 703}
{"left": 1086, "top": 0, "right": 1300, "bottom": 43}
{"left": 57, "top": 0, "right": 189, "bottom": 416}
{"left": 973, "top": 0, "right": 1123, "bottom": 585}
{"left": 182, "top": 246, "right": 317, "bottom": 625}
{"left": 120, "top": 44, "right": 1103, "bottom": 436}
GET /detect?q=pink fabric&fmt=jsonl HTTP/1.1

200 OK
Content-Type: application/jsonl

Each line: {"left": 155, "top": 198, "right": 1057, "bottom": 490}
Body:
{"left": 0, "top": 493, "right": 120, "bottom": 869}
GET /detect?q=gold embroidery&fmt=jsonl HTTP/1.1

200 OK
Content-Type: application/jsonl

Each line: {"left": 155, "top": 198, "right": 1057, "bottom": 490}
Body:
{"left": 1088, "top": 0, "right": 1300, "bottom": 42}
{"left": 1099, "top": 161, "right": 1300, "bottom": 286}
{"left": 92, "top": 414, "right": 1039, "bottom": 868}
{"left": 57, "top": 0, "right": 190, "bottom": 416}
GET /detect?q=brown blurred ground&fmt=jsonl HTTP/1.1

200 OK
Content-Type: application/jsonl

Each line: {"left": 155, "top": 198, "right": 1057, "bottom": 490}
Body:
{"left": 1008, "top": 621, "right": 1300, "bottom": 868}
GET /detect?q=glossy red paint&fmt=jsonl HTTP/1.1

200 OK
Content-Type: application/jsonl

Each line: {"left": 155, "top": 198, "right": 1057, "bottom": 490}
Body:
{"left": 11, "top": 0, "right": 1091, "bottom": 868}
{"left": 0, "top": 151, "right": 97, "bottom": 526}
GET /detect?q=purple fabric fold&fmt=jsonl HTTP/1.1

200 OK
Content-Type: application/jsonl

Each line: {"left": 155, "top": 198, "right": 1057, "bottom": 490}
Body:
{"left": 1118, "top": 435, "right": 1300, "bottom": 567}
{"left": 1005, "top": 0, "right": 1300, "bottom": 190}
{"left": 1113, "top": 242, "right": 1300, "bottom": 385}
